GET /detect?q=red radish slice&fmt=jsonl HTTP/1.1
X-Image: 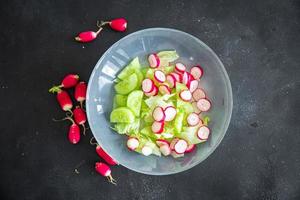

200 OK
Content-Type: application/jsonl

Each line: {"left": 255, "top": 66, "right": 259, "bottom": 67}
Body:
{"left": 170, "top": 138, "right": 179, "bottom": 150}
{"left": 152, "top": 106, "right": 165, "bottom": 122}
{"left": 182, "top": 72, "right": 189, "bottom": 85}
{"left": 188, "top": 80, "right": 199, "bottom": 93}
{"left": 166, "top": 74, "right": 176, "bottom": 88}
{"left": 154, "top": 70, "right": 166, "bottom": 83}
{"left": 192, "top": 102, "right": 201, "bottom": 114}
{"left": 179, "top": 90, "right": 192, "bottom": 101}
{"left": 170, "top": 72, "right": 181, "bottom": 83}
{"left": 192, "top": 88, "right": 206, "bottom": 101}
{"left": 151, "top": 121, "right": 164, "bottom": 133}
{"left": 187, "top": 112, "right": 200, "bottom": 126}
{"left": 142, "top": 79, "right": 155, "bottom": 93}
{"left": 159, "top": 84, "right": 171, "bottom": 95}
{"left": 142, "top": 145, "right": 153, "bottom": 156}
{"left": 185, "top": 144, "right": 196, "bottom": 153}
{"left": 175, "top": 72, "right": 183, "bottom": 83}
{"left": 174, "top": 139, "right": 188, "bottom": 154}
{"left": 171, "top": 150, "right": 184, "bottom": 158}
{"left": 175, "top": 63, "right": 186, "bottom": 73}
{"left": 197, "top": 98, "right": 211, "bottom": 112}
{"left": 156, "top": 139, "right": 170, "bottom": 147}
{"left": 160, "top": 144, "right": 171, "bottom": 156}
{"left": 164, "top": 106, "right": 177, "bottom": 121}
{"left": 188, "top": 72, "right": 195, "bottom": 81}
{"left": 145, "top": 85, "right": 158, "bottom": 97}
{"left": 190, "top": 65, "right": 203, "bottom": 80}
{"left": 127, "top": 137, "right": 139, "bottom": 151}
{"left": 148, "top": 54, "right": 160, "bottom": 68}
{"left": 197, "top": 126, "right": 211, "bottom": 140}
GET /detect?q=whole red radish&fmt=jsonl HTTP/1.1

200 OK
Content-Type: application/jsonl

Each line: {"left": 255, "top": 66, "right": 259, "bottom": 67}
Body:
{"left": 73, "top": 106, "right": 87, "bottom": 135}
{"left": 95, "top": 162, "right": 116, "bottom": 184}
{"left": 90, "top": 137, "right": 118, "bottom": 165}
{"left": 49, "top": 74, "right": 79, "bottom": 92}
{"left": 100, "top": 18, "right": 127, "bottom": 32}
{"left": 67, "top": 117, "right": 80, "bottom": 144}
{"left": 75, "top": 81, "right": 87, "bottom": 108}
{"left": 49, "top": 88, "right": 73, "bottom": 112}
{"left": 75, "top": 27, "right": 103, "bottom": 42}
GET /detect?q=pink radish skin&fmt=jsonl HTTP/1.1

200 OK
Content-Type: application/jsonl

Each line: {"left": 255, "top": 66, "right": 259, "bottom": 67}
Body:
{"left": 95, "top": 162, "right": 116, "bottom": 184}
{"left": 148, "top": 54, "right": 160, "bottom": 68}
{"left": 170, "top": 138, "right": 179, "bottom": 150}
{"left": 190, "top": 65, "right": 203, "bottom": 80}
{"left": 170, "top": 72, "right": 181, "bottom": 83}
{"left": 192, "top": 88, "right": 206, "bottom": 101}
{"left": 182, "top": 72, "right": 189, "bottom": 85}
{"left": 192, "top": 101, "right": 201, "bottom": 114}
{"left": 159, "top": 84, "right": 171, "bottom": 95}
{"left": 160, "top": 144, "right": 171, "bottom": 156}
{"left": 154, "top": 70, "right": 166, "bottom": 83}
{"left": 175, "top": 63, "right": 186, "bottom": 73}
{"left": 145, "top": 85, "right": 158, "bottom": 97}
{"left": 164, "top": 106, "right": 177, "bottom": 121}
{"left": 156, "top": 139, "right": 170, "bottom": 147}
{"left": 185, "top": 144, "right": 196, "bottom": 153}
{"left": 166, "top": 74, "right": 176, "bottom": 88}
{"left": 174, "top": 139, "right": 188, "bottom": 154}
{"left": 68, "top": 123, "right": 80, "bottom": 144}
{"left": 197, "top": 126, "right": 211, "bottom": 140}
{"left": 187, "top": 112, "right": 200, "bottom": 126}
{"left": 188, "top": 80, "right": 199, "bottom": 93}
{"left": 151, "top": 121, "right": 164, "bottom": 133}
{"left": 179, "top": 90, "right": 192, "bottom": 102}
{"left": 142, "top": 78, "right": 155, "bottom": 93}
{"left": 152, "top": 106, "right": 165, "bottom": 122}
{"left": 96, "top": 146, "right": 118, "bottom": 165}
{"left": 127, "top": 137, "right": 139, "bottom": 151}
{"left": 197, "top": 98, "right": 212, "bottom": 112}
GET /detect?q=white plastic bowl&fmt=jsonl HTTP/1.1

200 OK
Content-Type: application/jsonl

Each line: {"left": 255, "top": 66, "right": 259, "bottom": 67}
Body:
{"left": 86, "top": 28, "right": 233, "bottom": 175}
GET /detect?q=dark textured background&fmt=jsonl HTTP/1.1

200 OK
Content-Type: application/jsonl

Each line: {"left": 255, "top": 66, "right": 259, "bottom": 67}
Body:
{"left": 0, "top": 0, "right": 299, "bottom": 199}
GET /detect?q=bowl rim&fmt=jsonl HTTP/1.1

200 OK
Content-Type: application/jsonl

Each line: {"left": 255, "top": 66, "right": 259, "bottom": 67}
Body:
{"left": 86, "top": 27, "right": 233, "bottom": 175}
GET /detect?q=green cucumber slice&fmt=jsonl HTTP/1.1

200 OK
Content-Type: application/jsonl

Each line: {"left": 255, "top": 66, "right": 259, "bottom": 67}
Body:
{"left": 114, "top": 94, "right": 127, "bottom": 107}
{"left": 127, "top": 90, "right": 144, "bottom": 117}
{"left": 117, "top": 57, "right": 140, "bottom": 80}
{"left": 110, "top": 107, "right": 135, "bottom": 123}
{"left": 114, "top": 73, "right": 138, "bottom": 94}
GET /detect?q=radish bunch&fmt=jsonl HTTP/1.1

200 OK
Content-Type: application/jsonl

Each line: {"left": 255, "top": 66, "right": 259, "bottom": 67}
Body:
{"left": 49, "top": 74, "right": 87, "bottom": 144}
{"left": 75, "top": 18, "right": 128, "bottom": 43}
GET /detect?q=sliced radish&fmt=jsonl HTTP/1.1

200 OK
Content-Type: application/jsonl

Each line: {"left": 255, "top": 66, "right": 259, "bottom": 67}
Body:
{"left": 171, "top": 150, "right": 184, "bottom": 158}
{"left": 175, "top": 63, "right": 186, "bottom": 73}
{"left": 148, "top": 54, "right": 160, "bottom": 68}
{"left": 188, "top": 80, "right": 199, "bottom": 93}
{"left": 166, "top": 74, "right": 176, "bottom": 88}
{"left": 197, "top": 126, "right": 210, "bottom": 140}
{"left": 154, "top": 70, "right": 166, "bottom": 83}
{"left": 127, "top": 137, "right": 139, "bottom": 151}
{"left": 152, "top": 106, "right": 165, "bottom": 122}
{"left": 185, "top": 144, "right": 196, "bottom": 153}
{"left": 174, "top": 139, "right": 188, "bottom": 154}
{"left": 160, "top": 144, "right": 171, "bottom": 156}
{"left": 192, "top": 102, "right": 201, "bottom": 114}
{"left": 151, "top": 121, "right": 164, "bottom": 133}
{"left": 156, "top": 139, "right": 170, "bottom": 147}
{"left": 190, "top": 65, "right": 203, "bottom": 80}
{"left": 179, "top": 90, "right": 192, "bottom": 101}
{"left": 188, "top": 72, "right": 195, "bottom": 81}
{"left": 158, "top": 84, "right": 171, "bottom": 95}
{"left": 144, "top": 85, "right": 158, "bottom": 97}
{"left": 187, "top": 112, "right": 200, "bottom": 126}
{"left": 197, "top": 98, "right": 211, "bottom": 112}
{"left": 170, "top": 138, "right": 179, "bottom": 150}
{"left": 141, "top": 145, "right": 153, "bottom": 156}
{"left": 142, "top": 78, "right": 155, "bottom": 93}
{"left": 170, "top": 72, "right": 181, "bottom": 83}
{"left": 164, "top": 106, "right": 177, "bottom": 121}
{"left": 182, "top": 72, "right": 189, "bottom": 85}
{"left": 192, "top": 88, "right": 206, "bottom": 101}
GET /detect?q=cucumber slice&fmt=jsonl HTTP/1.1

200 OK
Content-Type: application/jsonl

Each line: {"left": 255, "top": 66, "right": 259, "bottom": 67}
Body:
{"left": 117, "top": 57, "right": 140, "bottom": 80}
{"left": 174, "top": 111, "right": 184, "bottom": 134}
{"left": 127, "top": 90, "right": 144, "bottom": 117}
{"left": 110, "top": 107, "right": 135, "bottom": 123}
{"left": 114, "top": 73, "right": 138, "bottom": 94}
{"left": 114, "top": 94, "right": 127, "bottom": 107}
{"left": 135, "top": 70, "right": 144, "bottom": 89}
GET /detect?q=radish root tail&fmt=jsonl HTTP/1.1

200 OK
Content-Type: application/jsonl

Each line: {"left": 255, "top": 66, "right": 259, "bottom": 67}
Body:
{"left": 107, "top": 175, "right": 117, "bottom": 185}
{"left": 52, "top": 116, "right": 75, "bottom": 124}
{"left": 89, "top": 137, "right": 98, "bottom": 146}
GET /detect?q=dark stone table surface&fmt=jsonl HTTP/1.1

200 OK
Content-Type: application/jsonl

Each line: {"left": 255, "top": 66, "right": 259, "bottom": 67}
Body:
{"left": 0, "top": 0, "right": 299, "bottom": 199}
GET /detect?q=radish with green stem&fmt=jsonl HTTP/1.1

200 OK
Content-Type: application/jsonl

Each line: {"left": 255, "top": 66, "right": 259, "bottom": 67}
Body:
{"left": 49, "top": 88, "right": 73, "bottom": 113}
{"left": 95, "top": 162, "right": 117, "bottom": 185}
